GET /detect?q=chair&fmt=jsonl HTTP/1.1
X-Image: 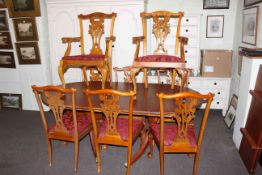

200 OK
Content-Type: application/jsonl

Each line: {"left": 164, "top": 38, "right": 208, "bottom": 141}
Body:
{"left": 129, "top": 11, "right": 189, "bottom": 94}
{"left": 32, "top": 85, "right": 93, "bottom": 172}
{"left": 84, "top": 89, "right": 147, "bottom": 175}
{"left": 148, "top": 92, "right": 214, "bottom": 175}
{"left": 58, "top": 12, "right": 117, "bottom": 89}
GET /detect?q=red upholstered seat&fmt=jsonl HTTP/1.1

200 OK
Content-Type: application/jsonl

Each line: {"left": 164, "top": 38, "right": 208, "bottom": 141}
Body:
{"left": 62, "top": 54, "right": 105, "bottom": 61}
{"left": 149, "top": 123, "right": 197, "bottom": 146}
{"left": 49, "top": 111, "right": 92, "bottom": 136}
{"left": 98, "top": 118, "right": 144, "bottom": 141}
{"left": 135, "top": 55, "right": 182, "bottom": 62}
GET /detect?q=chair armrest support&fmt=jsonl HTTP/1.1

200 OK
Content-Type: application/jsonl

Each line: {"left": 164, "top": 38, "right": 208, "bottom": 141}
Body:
{"left": 132, "top": 36, "right": 145, "bottom": 60}
{"left": 178, "top": 36, "right": 188, "bottom": 62}
{"left": 61, "top": 37, "right": 81, "bottom": 56}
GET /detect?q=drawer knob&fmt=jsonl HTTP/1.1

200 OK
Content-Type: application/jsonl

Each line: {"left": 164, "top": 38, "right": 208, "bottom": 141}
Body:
{"left": 188, "top": 82, "right": 190, "bottom": 85}
{"left": 186, "top": 19, "right": 189, "bottom": 22}
{"left": 185, "top": 60, "right": 187, "bottom": 63}
{"left": 185, "top": 50, "right": 188, "bottom": 53}
{"left": 186, "top": 29, "right": 189, "bottom": 32}
{"left": 112, "top": 45, "right": 115, "bottom": 48}
{"left": 217, "top": 92, "right": 221, "bottom": 95}
{"left": 214, "top": 82, "right": 217, "bottom": 85}
{"left": 217, "top": 102, "right": 219, "bottom": 104}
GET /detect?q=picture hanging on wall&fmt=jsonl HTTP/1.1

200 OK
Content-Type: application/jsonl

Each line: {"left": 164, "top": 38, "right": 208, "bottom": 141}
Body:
{"left": 0, "top": 93, "right": 22, "bottom": 110}
{"left": 244, "top": 0, "right": 262, "bottom": 7}
{"left": 15, "top": 42, "right": 41, "bottom": 64}
{"left": 0, "top": 0, "right": 6, "bottom": 8}
{"left": 203, "top": 0, "right": 230, "bottom": 9}
{"left": 13, "top": 17, "right": 38, "bottom": 41}
{"left": 0, "top": 32, "right": 13, "bottom": 49}
{"left": 0, "top": 10, "right": 8, "bottom": 30}
{"left": 6, "top": 0, "right": 40, "bottom": 17}
{"left": 206, "top": 15, "right": 224, "bottom": 38}
{"left": 242, "top": 6, "right": 258, "bottom": 45}
{"left": 0, "top": 51, "right": 16, "bottom": 68}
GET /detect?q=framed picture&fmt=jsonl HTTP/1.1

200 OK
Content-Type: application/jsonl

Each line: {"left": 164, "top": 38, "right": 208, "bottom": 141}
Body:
{"left": 15, "top": 42, "right": 40, "bottom": 64}
{"left": 0, "top": 32, "right": 13, "bottom": 49}
{"left": 203, "top": 0, "right": 230, "bottom": 9}
{"left": 6, "top": 0, "right": 40, "bottom": 17}
{"left": 0, "top": 93, "right": 22, "bottom": 110}
{"left": 224, "top": 94, "right": 238, "bottom": 128}
{"left": 13, "top": 18, "right": 38, "bottom": 41}
{"left": 206, "top": 15, "right": 224, "bottom": 38}
{"left": 0, "top": 0, "right": 6, "bottom": 8}
{"left": 244, "top": 0, "right": 262, "bottom": 7}
{"left": 242, "top": 6, "right": 259, "bottom": 45}
{"left": 0, "top": 10, "right": 8, "bottom": 30}
{"left": 238, "top": 47, "right": 243, "bottom": 76}
{"left": 0, "top": 51, "right": 15, "bottom": 68}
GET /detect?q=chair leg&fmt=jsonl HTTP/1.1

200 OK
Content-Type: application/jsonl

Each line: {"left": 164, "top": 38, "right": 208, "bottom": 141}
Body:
{"left": 100, "top": 67, "right": 107, "bottom": 89}
{"left": 58, "top": 63, "right": 66, "bottom": 88}
{"left": 159, "top": 151, "right": 164, "bottom": 175}
{"left": 193, "top": 153, "right": 199, "bottom": 175}
{"left": 47, "top": 139, "right": 52, "bottom": 167}
{"left": 82, "top": 66, "right": 89, "bottom": 86}
{"left": 89, "top": 131, "right": 97, "bottom": 158}
{"left": 126, "top": 145, "right": 132, "bottom": 175}
{"left": 74, "top": 140, "right": 79, "bottom": 172}
{"left": 96, "top": 143, "right": 101, "bottom": 174}
{"left": 171, "top": 69, "right": 177, "bottom": 89}
{"left": 147, "top": 132, "right": 154, "bottom": 159}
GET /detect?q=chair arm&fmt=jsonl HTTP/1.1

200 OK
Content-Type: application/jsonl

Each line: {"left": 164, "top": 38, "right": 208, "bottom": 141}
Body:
{"left": 105, "top": 36, "right": 116, "bottom": 60}
{"left": 61, "top": 37, "right": 81, "bottom": 56}
{"left": 106, "top": 36, "right": 116, "bottom": 42}
{"left": 178, "top": 36, "right": 188, "bottom": 45}
{"left": 132, "top": 36, "right": 145, "bottom": 60}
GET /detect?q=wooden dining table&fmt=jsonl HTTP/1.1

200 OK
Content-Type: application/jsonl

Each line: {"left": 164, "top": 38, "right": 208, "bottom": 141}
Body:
{"left": 62, "top": 81, "right": 198, "bottom": 165}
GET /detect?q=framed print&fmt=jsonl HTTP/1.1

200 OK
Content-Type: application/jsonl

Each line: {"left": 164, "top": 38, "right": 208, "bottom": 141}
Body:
{"left": 206, "top": 15, "right": 224, "bottom": 38}
{"left": 242, "top": 6, "right": 259, "bottom": 45}
{"left": 15, "top": 42, "right": 41, "bottom": 64}
{"left": 0, "top": 51, "right": 15, "bottom": 68}
{"left": 203, "top": 0, "right": 230, "bottom": 9}
{"left": 0, "top": 32, "right": 12, "bottom": 49}
{"left": 13, "top": 18, "right": 38, "bottom": 41}
{"left": 0, "top": 10, "right": 8, "bottom": 30}
{"left": 224, "top": 94, "right": 238, "bottom": 128}
{"left": 0, "top": 93, "right": 22, "bottom": 110}
{"left": 244, "top": 0, "right": 262, "bottom": 7}
{"left": 6, "top": 0, "right": 40, "bottom": 17}
{"left": 0, "top": 0, "right": 6, "bottom": 8}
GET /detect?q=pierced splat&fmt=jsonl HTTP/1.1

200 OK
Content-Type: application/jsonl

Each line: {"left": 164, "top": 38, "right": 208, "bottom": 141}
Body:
{"left": 172, "top": 97, "right": 197, "bottom": 144}
{"left": 98, "top": 93, "right": 120, "bottom": 135}
{"left": 88, "top": 16, "right": 105, "bottom": 55}
{"left": 42, "top": 91, "right": 68, "bottom": 134}
{"left": 152, "top": 15, "right": 171, "bottom": 55}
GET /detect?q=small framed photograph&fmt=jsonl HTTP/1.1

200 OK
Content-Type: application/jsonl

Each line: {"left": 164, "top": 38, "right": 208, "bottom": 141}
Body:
{"left": 203, "top": 0, "right": 230, "bottom": 9}
{"left": 0, "top": 32, "right": 13, "bottom": 49}
{"left": 0, "top": 10, "right": 8, "bottom": 30}
{"left": 0, "top": 0, "right": 6, "bottom": 8}
{"left": 0, "top": 93, "right": 22, "bottom": 110}
{"left": 242, "top": 6, "right": 258, "bottom": 46}
{"left": 244, "top": 0, "right": 262, "bottom": 7}
{"left": 224, "top": 94, "right": 238, "bottom": 128}
{"left": 206, "top": 15, "right": 224, "bottom": 38}
{"left": 13, "top": 17, "right": 38, "bottom": 41}
{"left": 6, "top": 0, "right": 40, "bottom": 17}
{"left": 15, "top": 42, "right": 41, "bottom": 64}
{"left": 0, "top": 51, "right": 16, "bottom": 68}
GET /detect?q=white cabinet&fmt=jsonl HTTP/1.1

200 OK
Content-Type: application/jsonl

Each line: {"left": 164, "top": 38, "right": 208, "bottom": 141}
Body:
{"left": 188, "top": 76, "right": 231, "bottom": 116}
{"left": 45, "top": 0, "right": 145, "bottom": 84}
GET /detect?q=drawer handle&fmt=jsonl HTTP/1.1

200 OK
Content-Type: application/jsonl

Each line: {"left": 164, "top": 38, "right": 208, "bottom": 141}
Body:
{"left": 112, "top": 45, "right": 115, "bottom": 48}
{"left": 186, "top": 19, "right": 189, "bottom": 22}
{"left": 185, "top": 60, "right": 187, "bottom": 63}
{"left": 188, "top": 82, "right": 190, "bottom": 85}
{"left": 186, "top": 29, "right": 189, "bottom": 32}
{"left": 217, "top": 102, "right": 220, "bottom": 104}
{"left": 214, "top": 82, "right": 217, "bottom": 85}
{"left": 217, "top": 92, "right": 221, "bottom": 95}
{"left": 185, "top": 50, "right": 188, "bottom": 53}
{"left": 79, "top": 44, "right": 81, "bottom": 47}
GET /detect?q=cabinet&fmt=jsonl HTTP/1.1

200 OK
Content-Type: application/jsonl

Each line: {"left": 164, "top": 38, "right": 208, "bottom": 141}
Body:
{"left": 45, "top": 0, "right": 145, "bottom": 84}
{"left": 188, "top": 76, "right": 231, "bottom": 116}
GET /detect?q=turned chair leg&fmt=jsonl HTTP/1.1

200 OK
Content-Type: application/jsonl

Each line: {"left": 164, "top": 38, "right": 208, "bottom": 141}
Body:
{"left": 193, "top": 152, "right": 200, "bottom": 175}
{"left": 58, "top": 63, "right": 66, "bottom": 88}
{"left": 147, "top": 132, "right": 154, "bottom": 159}
{"left": 159, "top": 151, "right": 164, "bottom": 175}
{"left": 74, "top": 140, "right": 79, "bottom": 172}
{"left": 47, "top": 139, "right": 52, "bottom": 167}
{"left": 126, "top": 144, "right": 132, "bottom": 175}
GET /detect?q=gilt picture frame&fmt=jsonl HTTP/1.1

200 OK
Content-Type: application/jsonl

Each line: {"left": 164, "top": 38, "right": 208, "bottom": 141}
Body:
{"left": 13, "top": 17, "right": 38, "bottom": 41}
{"left": 6, "top": 0, "right": 40, "bottom": 17}
{"left": 15, "top": 42, "right": 40, "bottom": 64}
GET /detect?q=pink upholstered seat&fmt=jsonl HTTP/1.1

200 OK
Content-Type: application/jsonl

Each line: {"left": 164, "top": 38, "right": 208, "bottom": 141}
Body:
{"left": 62, "top": 54, "right": 105, "bottom": 61}
{"left": 149, "top": 123, "right": 197, "bottom": 146}
{"left": 135, "top": 55, "right": 182, "bottom": 62}
{"left": 49, "top": 111, "right": 92, "bottom": 136}
{"left": 98, "top": 118, "right": 144, "bottom": 141}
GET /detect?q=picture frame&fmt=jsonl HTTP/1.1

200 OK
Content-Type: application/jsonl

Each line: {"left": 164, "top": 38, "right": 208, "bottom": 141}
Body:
{"left": 13, "top": 17, "right": 38, "bottom": 41}
{"left": 0, "top": 51, "right": 16, "bottom": 68}
{"left": 244, "top": 0, "right": 262, "bottom": 7}
{"left": 0, "top": 93, "right": 22, "bottom": 110}
{"left": 6, "top": 0, "right": 40, "bottom": 17}
{"left": 0, "top": 32, "right": 13, "bottom": 49}
{"left": 0, "top": 0, "right": 6, "bottom": 8}
{"left": 238, "top": 47, "right": 243, "bottom": 76}
{"left": 203, "top": 0, "right": 230, "bottom": 9}
{"left": 224, "top": 94, "right": 238, "bottom": 128}
{"left": 15, "top": 42, "right": 41, "bottom": 64}
{"left": 0, "top": 10, "right": 8, "bottom": 30}
{"left": 206, "top": 15, "right": 224, "bottom": 38}
{"left": 242, "top": 6, "right": 259, "bottom": 46}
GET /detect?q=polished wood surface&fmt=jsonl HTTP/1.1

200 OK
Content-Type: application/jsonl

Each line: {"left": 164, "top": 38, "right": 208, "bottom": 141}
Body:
{"left": 63, "top": 81, "right": 196, "bottom": 116}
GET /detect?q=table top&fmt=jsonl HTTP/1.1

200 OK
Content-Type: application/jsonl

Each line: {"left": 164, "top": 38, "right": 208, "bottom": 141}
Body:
{"left": 63, "top": 81, "right": 197, "bottom": 116}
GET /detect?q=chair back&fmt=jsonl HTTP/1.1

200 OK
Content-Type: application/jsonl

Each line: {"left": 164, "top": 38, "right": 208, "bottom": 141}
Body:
{"left": 84, "top": 89, "right": 135, "bottom": 141}
{"left": 32, "top": 85, "right": 78, "bottom": 137}
{"left": 140, "top": 11, "right": 185, "bottom": 59}
{"left": 158, "top": 92, "right": 213, "bottom": 148}
{"left": 78, "top": 12, "right": 116, "bottom": 55}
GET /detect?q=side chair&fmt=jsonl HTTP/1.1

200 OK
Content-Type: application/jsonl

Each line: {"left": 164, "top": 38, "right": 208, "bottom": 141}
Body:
{"left": 32, "top": 85, "right": 93, "bottom": 172}
{"left": 148, "top": 92, "right": 214, "bottom": 175}
{"left": 84, "top": 89, "right": 147, "bottom": 175}
{"left": 58, "top": 12, "right": 117, "bottom": 89}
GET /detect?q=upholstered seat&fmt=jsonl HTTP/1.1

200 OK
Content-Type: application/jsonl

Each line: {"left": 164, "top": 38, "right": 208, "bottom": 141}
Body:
{"left": 135, "top": 55, "right": 183, "bottom": 63}
{"left": 62, "top": 54, "right": 105, "bottom": 61}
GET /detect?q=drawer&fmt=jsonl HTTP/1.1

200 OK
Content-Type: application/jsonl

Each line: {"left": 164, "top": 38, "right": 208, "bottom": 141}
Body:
{"left": 184, "top": 47, "right": 197, "bottom": 57}
{"left": 180, "top": 26, "right": 198, "bottom": 37}
{"left": 199, "top": 89, "right": 227, "bottom": 99}
{"left": 200, "top": 98, "right": 226, "bottom": 109}
{"left": 201, "top": 79, "right": 225, "bottom": 89}
{"left": 181, "top": 16, "right": 199, "bottom": 26}
{"left": 185, "top": 57, "right": 198, "bottom": 68}
{"left": 187, "top": 78, "right": 201, "bottom": 88}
